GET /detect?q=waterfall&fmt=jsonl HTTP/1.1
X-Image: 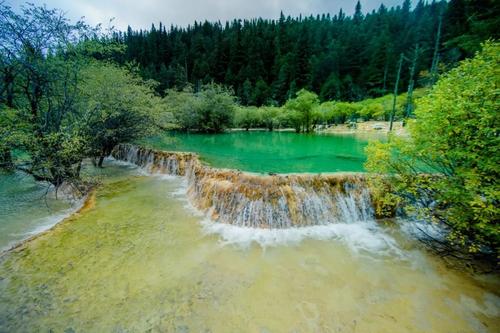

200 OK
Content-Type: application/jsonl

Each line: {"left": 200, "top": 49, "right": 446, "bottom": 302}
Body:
{"left": 112, "top": 144, "right": 375, "bottom": 228}
{"left": 112, "top": 144, "right": 195, "bottom": 176}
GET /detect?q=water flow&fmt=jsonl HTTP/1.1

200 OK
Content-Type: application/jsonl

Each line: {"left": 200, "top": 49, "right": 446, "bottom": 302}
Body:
{"left": 112, "top": 144, "right": 374, "bottom": 228}
{"left": 1, "top": 165, "right": 498, "bottom": 332}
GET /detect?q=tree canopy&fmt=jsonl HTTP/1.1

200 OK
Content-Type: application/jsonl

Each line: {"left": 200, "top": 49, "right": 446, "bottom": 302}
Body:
{"left": 164, "top": 83, "right": 236, "bottom": 133}
{"left": 78, "top": 62, "right": 161, "bottom": 166}
{"left": 284, "top": 89, "right": 320, "bottom": 133}
{"left": 0, "top": 3, "right": 161, "bottom": 188}
{"left": 110, "top": 0, "right": 499, "bottom": 105}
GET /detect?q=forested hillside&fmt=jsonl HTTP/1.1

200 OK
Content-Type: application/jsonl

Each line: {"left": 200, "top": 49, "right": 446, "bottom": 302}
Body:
{"left": 111, "top": 0, "right": 499, "bottom": 105}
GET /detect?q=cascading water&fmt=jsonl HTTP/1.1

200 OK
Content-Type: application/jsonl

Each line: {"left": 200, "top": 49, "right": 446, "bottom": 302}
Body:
{"left": 112, "top": 144, "right": 375, "bottom": 228}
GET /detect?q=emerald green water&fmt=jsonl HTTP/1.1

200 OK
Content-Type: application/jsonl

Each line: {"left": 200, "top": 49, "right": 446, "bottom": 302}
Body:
{"left": 141, "top": 131, "right": 373, "bottom": 173}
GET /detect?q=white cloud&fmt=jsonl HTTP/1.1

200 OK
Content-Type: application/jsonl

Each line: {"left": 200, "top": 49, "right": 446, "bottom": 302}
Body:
{"left": 6, "top": 0, "right": 405, "bottom": 30}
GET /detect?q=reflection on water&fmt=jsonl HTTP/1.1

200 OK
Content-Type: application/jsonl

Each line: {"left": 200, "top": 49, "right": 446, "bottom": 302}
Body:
{"left": 0, "top": 161, "right": 498, "bottom": 332}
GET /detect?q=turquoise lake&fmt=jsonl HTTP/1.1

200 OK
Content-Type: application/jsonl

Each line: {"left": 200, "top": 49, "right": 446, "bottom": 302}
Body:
{"left": 141, "top": 131, "right": 376, "bottom": 173}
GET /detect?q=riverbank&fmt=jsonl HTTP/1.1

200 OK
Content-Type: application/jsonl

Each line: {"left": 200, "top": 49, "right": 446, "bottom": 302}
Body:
{"left": 0, "top": 191, "right": 95, "bottom": 257}
{"left": 318, "top": 120, "right": 408, "bottom": 136}
{"left": 230, "top": 121, "right": 408, "bottom": 136}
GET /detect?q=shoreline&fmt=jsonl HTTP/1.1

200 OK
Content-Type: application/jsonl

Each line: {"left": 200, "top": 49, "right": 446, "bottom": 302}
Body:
{"left": 318, "top": 120, "right": 409, "bottom": 137}
{"left": 2, "top": 149, "right": 494, "bottom": 272}
{"left": 0, "top": 190, "right": 96, "bottom": 258}
{"left": 229, "top": 121, "right": 408, "bottom": 137}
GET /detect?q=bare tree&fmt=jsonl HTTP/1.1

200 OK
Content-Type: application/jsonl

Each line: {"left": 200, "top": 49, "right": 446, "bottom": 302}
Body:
{"left": 405, "top": 44, "right": 423, "bottom": 118}
{"left": 430, "top": 14, "right": 442, "bottom": 84}
{"left": 389, "top": 53, "right": 404, "bottom": 131}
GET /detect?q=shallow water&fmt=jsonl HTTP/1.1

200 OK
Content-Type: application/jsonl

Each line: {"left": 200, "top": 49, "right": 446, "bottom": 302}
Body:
{"left": 0, "top": 161, "right": 498, "bottom": 332}
{"left": 0, "top": 162, "right": 140, "bottom": 251}
{"left": 0, "top": 170, "right": 73, "bottom": 251}
{"left": 141, "top": 131, "right": 372, "bottom": 173}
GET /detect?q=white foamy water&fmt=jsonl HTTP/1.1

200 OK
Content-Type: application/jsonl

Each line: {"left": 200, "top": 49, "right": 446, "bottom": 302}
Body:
{"left": 161, "top": 174, "right": 398, "bottom": 256}
{"left": 109, "top": 147, "right": 406, "bottom": 255}
{"left": 199, "top": 218, "right": 403, "bottom": 257}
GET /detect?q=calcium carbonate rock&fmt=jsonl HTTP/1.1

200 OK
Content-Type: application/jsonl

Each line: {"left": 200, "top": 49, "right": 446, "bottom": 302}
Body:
{"left": 112, "top": 144, "right": 374, "bottom": 228}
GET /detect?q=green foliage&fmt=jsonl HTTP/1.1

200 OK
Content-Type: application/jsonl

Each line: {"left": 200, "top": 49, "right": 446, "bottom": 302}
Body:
{"left": 318, "top": 101, "right": 360, "bottom": 124}
{"left": 445, "top": 0, "right": 500, "bottom": 58}
{"left": 359, "top": 103, "right": 384, "bottom": 120}
{"left": 0, "top": 2, "right": 162, "bottom": 187}
{"left": 26, "top": 131, "right": 87, "bottom": 185}
{"left": 166, "top": 83, "right": 236, "bottom": 133}
{"left": 259, "top": 106, "right": 283, "bottom": 131}
{"left": 316, "top": 88, "right": 428, "bottom": 124}
{"left": 356, "top": 94, "right": 403, "bottom": 121}
{"left": 0, "top": 108, "right": 19, "bottom": 166}
{"left": 78, "top": 62, "right": 161, "bottom": 165}
{"left": 160, "top": 87, "right": 196, "bottom": 130}
{"left": 0, "top": 2, "right": 95, "bottom": 185}
{"left": 234, "top": 106, "right": 261, "bottom": 130}
{"left": 284, "top": 89, "right": 320, "bottom": 132}
{"left": 114, "top": 1, "right": 496, "bottom": 104}
{"left": 365, "top": 42, "right": 500, "bottom": 256}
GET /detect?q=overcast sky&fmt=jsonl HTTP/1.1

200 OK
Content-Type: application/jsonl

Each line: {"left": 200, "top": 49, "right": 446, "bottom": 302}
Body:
{"left": 7, "top": 0, "right": 406, "bottom": 31}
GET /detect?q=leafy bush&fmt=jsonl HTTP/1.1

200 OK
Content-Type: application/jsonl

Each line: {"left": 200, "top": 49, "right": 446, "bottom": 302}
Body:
{"left": 166, "top": 83, "right": 236, "bottom": 133}
{"left": 320, "top": 101, "right": 359, "bottom": 124}
{"left": 234, "top": 107, "right": 261, "bottom": 130}
{"left": 258, "top": 106, "right": 283, "bottom": 131}
{"left": 365, "top": 42, "right": 500, "bottom": 258}
{"left": 284, "top": 89, "right": 321, "bottom": 132}
{"left": 359, "top": 102, "right": 385, "bottom": 120}
{"left": 78, "top": 62, "right": 161, "bottom": 166}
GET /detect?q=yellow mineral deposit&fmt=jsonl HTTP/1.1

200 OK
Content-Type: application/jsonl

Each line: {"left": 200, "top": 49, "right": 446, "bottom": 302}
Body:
{"left": 112, "top": 144, "right": 374, "bottom": 228}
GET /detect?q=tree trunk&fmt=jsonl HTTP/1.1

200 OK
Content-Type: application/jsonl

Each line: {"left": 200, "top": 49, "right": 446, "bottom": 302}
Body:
{"left": 97, "top": 155, "right": 105, "bottom": 168}
{"left": 75, "top": 161, "right": 82, "bottom": 178}
{"left": 430, "top": 14, "right": 442, "bottom": 84}
{"left": 389, "top": 53, "right": 404, "bottom": 132}
{"left": 406, "top": 44, "right": 420, "bottom": 118}
{"left": 0, "top": 148, "right": 12, "bottom": 168}
{"left": 382, "top": 61, "right": 389, "bottom": 94}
